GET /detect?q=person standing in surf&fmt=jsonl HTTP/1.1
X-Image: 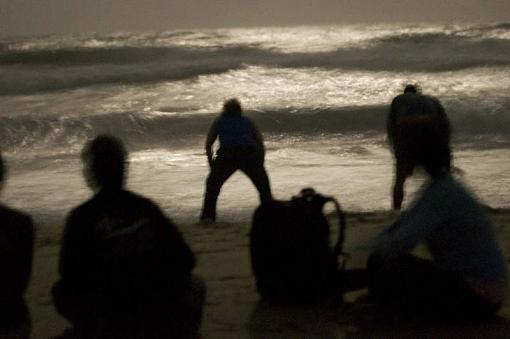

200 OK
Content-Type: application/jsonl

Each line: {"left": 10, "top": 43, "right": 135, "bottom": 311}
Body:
{"left": 387, "top": 84, "right": 450, "bottom": 210}
{"left": 200, "top": 99, "right": 272, "bottom": 223}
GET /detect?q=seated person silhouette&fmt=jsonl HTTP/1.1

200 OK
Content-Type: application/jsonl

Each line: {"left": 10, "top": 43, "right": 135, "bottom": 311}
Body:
{"left": 387, "top": 84, "right": 450, "bottom": 210}
{"left": 52, "top": 135, "right": 205, "bottom": 338}
{"left": 200, "top": 98, "right": 272, "bottom": 223}
{"left": 369, "top": 102, "right": 507, "bottom": 321}
{"left": 0, "top": 153, "right": 34, "bottom": 338}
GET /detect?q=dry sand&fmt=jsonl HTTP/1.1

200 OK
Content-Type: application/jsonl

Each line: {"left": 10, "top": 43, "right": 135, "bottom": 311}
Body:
{"left": 26, "top": 210, "right": 510, "bottom": 338}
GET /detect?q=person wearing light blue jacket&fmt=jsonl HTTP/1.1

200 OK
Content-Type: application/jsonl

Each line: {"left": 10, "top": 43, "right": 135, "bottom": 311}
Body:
{"left": 370, "top": 103, "right": 507, "bottom": 321}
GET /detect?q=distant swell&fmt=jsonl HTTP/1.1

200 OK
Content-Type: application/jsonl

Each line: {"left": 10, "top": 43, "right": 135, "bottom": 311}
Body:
{"left": 2, "top": 26, "right": 510, "bottom": 95}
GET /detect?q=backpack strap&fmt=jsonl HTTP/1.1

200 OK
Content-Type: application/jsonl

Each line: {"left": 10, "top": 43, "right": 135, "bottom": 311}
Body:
{"left": 296, "top": 188, "right": 349, "bottom": 268}
{"left": 323, "top": 196, "right": 349, "bottom": 269}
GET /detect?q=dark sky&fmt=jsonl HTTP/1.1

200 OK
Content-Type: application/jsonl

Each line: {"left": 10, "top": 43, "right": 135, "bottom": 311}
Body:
{"left": 1, "top": 0, "right": 509, "bottom": 37}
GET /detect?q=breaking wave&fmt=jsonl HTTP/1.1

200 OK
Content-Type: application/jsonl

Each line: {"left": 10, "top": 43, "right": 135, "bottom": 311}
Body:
{"left": 2, "top": 22, "right": 510, "bottom": 95}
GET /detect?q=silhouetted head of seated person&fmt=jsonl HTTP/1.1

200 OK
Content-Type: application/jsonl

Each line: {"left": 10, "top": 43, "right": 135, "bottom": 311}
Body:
{"left": 81, "top": 135, "right": 127, "bottom": 192}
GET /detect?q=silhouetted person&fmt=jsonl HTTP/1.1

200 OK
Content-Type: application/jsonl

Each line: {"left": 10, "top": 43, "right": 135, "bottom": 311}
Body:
{"left": 0, "top": 153, "right": 34, "bottom": 338}
{"left": 200, "top": 99, "right": 272, "bottom": 222}
{"left": 387, "top": 84, "right": 450, "bottom": 210}
{"left": 369, "top": 108, "right": 507, "bottom": 321}
{"left": 53, "top": 135, "right": 205, "bottom": 338}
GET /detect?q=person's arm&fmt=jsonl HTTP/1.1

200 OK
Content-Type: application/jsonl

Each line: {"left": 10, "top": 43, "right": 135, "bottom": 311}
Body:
{"left": 0, "top": 214, "right": 34, "bottom": 303}
{"left": 249, "top": 118, "right": 265, "bottom": 161}
{"left": 17, "top": 216, "right": 34, "bottom": 296}
{"left": 205, "top": 118, "right": 219, "bottom": 168}
{"left": 59, "top": 210, "right": 89, "bottom": 284}
{"left": 387, "top": 98, "right": 398, "bottom": 147}
{"left": 374, "top": 182, "right": 446, "bottom": 258}
{"left": 431, "top": 97, "right": 451, "bottom": 140}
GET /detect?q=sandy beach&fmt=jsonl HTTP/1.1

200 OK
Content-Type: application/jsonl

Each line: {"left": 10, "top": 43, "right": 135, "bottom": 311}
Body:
{"left": 25, "top": 208, "right": 510, "bottom": 339}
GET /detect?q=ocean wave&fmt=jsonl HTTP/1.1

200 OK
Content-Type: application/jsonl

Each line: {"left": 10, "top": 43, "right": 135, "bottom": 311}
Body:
{"left": 2, "top": 104, "right": 509, "bottom": 154}
{"left": 2, "top": 24, "right": 510, "bottom": 95}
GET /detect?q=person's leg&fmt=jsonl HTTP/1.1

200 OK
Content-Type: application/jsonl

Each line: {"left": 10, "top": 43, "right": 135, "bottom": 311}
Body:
{"left": 51, "top": 281, "right": 107, "bottom": 326}
{"left": 392, "top": 157, "right": 410, "bottom": 210}
{"left": 239, "top": 154, "right": 272, "bottom": 204}
{"left": 0, "top": 305, "right": 30, "bottom": 339}
{"left": 367, "top": 252, "right": 499, "bottom": 321}
{"left": 200, "top": 154, "right": 237, "bottom": 221}
{"left": 141, "top": 275, "right": 206, "bottom": 339}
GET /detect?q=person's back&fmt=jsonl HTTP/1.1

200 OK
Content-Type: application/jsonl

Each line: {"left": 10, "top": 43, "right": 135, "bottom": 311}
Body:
{"left": 387, "top": 85, "right": 450, "bottom": 210}
{"left": 217, "top": 113, "right": 257, "bottom": 149}
{"left": 59, "top": 190, "right": 195, "bottom": 311}
{"left": 378, "top": 174, "right": 507, "bottom": 291}
{"left": 388, "top": 86, "right": 449, "bottom": 147}
{"left": 420, "top": 175, "right": 505, "bottom": 283}
{"left": 0, "top": 154, "right": 34, "bottom": 336}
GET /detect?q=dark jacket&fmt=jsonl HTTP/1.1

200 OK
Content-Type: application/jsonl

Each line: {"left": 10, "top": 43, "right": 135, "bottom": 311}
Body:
{"left": 0, "top": 205, "right": 34, "bottom": 332}
{"left": 58, "top": 189, "right": 195, "bottom": 313}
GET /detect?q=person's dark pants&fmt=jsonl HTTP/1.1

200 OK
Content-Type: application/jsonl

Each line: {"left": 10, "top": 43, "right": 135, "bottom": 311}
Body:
{"left": 52, "top": 275, "right": 206, "bottom": 338}
{"left": 0, "top": 302, "right": 30, "bottom": 339}
{"left": 367, "top": 253, "right": 501, "bottom": 322}
{"left": 201, "top": 147, "right": 272, "bottom": 221}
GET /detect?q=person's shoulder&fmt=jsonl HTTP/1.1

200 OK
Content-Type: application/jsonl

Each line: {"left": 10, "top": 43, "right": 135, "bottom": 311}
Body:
{"left": 432, "top": 174, "right": 479, "bottom": 206}
{"left": 120, "top": 190, "right": 165, "bottom": 214}
{"left": 121, "top": 190, "right": 154, "bottom": 204}
{"left": 243, "top": 115, "right": 257, "bottom": 127}
{"left": 392, "top": 93, "right": 406, "bottom": 101}
{"left": 390, "top": 93, "right": 417, "bottom": 111}
{"left": 212, "top": 115, "right": 222, "bottom": 125}
{"left": 68, "top": 194, "right": 98, "bottom": 217}
{"left": 392, "top": 92, "right": 414, "bottom": 102}
{"left": 0, "top": 204, "right": 34, "bottom": 232}
{"left": 422, "top": 94, "right": 439, "bottom": 103}
{"left": 0, "top": 202, "right": 30, "bottom": 219}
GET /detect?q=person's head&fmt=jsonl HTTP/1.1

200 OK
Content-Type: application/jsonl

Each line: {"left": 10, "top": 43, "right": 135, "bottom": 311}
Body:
{"left": 404, "top": 84, "right": 418, "bottom": 94}
{"left": 222, "top": 98, "right": 242, "bottom": 116}
{"left": 81, "top": 135, "right": 127, "bottom": 191}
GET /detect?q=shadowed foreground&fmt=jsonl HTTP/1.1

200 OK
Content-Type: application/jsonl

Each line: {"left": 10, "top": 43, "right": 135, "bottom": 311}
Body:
{"left": 28, "top": 210, "right": 510, "bottom": 338}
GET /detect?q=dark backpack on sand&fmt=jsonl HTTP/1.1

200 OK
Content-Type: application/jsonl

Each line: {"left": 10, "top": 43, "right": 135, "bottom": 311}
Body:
{"left": 250, "top": 188, "right": 348, "bottom": 303}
